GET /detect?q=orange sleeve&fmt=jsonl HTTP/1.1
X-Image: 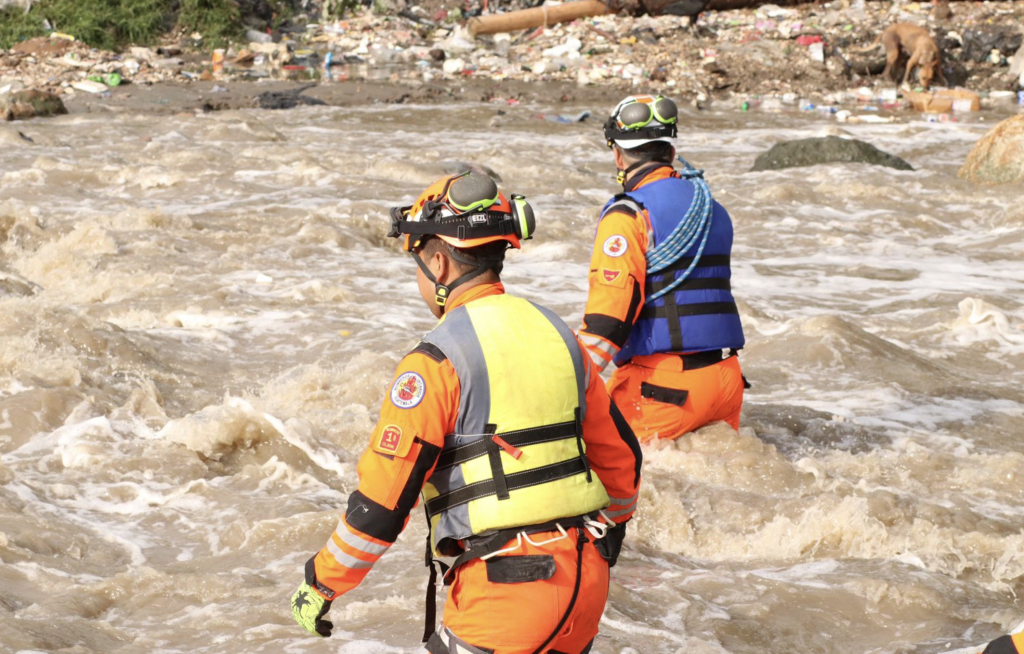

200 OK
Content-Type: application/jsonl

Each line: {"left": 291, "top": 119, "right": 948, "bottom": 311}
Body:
{"left": 311, "top": 344, "right": 458, "bottom": 599}
{"left": 579, "top": 207, "right": 649, "bottom": 372}
{"left": 577, "top": 341, "right": 642, "bottom": 524}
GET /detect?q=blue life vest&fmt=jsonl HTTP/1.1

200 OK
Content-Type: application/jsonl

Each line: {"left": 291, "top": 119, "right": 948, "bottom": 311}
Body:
{"left": 601, "top": 174, "right": 745, "bottom": 365}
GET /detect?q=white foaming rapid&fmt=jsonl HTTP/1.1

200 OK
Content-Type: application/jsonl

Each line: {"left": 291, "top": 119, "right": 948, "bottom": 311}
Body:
{"left": 0, "top": 104, "right": 1021, "bottom": 654}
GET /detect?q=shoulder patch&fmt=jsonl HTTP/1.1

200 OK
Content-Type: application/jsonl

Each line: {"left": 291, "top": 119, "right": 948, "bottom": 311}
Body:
{"left": 372, "top": 424, "right": 414, "bottom": 457}
{"left": 411, "top": 342, "right": 447, "bottom": 363}
{"left": 598, "top": 268, "right": 627, "bottom": 288}
{"left": 390, "top": 372, "right": 426, "bottom": 409}
{"left": 602, "top": 235, "right": 628, "bottom": 258}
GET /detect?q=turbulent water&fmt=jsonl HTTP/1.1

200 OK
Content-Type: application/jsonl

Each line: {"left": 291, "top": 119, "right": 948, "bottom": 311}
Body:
{"left": 0, "top": 99, "right": 1022, "bottom": 654}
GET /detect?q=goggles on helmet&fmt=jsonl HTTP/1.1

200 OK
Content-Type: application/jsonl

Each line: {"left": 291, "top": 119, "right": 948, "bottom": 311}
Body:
{"left": 387, "top": 173, "right": 536, "bottom": 311}
{"left": 388, "top": 173, "right": 534, "bottom": 252}
{"left": 604, "top": 95, "right": 679, "bottom": 149}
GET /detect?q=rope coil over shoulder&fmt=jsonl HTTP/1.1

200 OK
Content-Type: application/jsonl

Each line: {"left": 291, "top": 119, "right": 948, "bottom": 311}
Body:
{"left": 644, "top": 156, "right": 715, "bottom": 304}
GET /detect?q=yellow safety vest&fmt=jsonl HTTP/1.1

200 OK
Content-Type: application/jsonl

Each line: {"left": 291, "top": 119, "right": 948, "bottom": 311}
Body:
{"left": 420, "top": 293, "right": 610, "bottom": 557}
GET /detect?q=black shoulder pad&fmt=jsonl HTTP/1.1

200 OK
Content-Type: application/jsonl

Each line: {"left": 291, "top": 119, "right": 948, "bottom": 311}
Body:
{"left": 601, "top": 193, "right": 645, "bottom": 220}
{"left": 410, "top": 341, "right": 447, "bottom": 363}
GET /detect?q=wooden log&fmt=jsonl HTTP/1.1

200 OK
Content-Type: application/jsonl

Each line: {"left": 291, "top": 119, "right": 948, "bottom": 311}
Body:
{"left": 467, "top": 0, "right": 611, "bottom": 37}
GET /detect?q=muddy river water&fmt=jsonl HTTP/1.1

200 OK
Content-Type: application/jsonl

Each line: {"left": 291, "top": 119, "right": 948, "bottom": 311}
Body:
{"left": 0, "top": 100, "right": 1022, "bottom": 654}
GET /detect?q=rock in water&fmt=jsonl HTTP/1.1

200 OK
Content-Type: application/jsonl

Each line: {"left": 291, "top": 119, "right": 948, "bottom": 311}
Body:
{"left": 958, "top": 115, "right": 1024, "bottom": 186}
{"left": 751, "top": 136, "right": 913, "bottom": 172}
{"left": 0, "top": 90, "right": 68, "bottom": 121}
{"left": 254, "top": 85, "right": 326, "bottom": 110}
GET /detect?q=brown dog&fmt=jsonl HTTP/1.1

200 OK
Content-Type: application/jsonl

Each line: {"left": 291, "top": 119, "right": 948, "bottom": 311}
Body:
{"left": 855, "top": 23, "right": 947, "bottom": 89}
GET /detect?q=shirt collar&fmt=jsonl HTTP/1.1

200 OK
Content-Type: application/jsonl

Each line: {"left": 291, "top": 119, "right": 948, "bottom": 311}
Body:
{"left": 445, "top": 281, "right": 505, "bottom": 313}
{"left": 623, "top": 164, "right": 677, "bottom": 192}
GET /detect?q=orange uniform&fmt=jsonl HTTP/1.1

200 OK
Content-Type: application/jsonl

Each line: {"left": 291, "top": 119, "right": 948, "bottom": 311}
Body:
{"left": 311, "top": 283, "right": 642, "bottom": 654}
{"left": 579, "top": 165, "right": 746, "bottom": 442}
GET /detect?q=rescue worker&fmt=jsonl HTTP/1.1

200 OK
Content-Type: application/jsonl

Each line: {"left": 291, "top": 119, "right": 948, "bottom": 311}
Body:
{"left": 578, "top": 94, "right": 747, "bottom": 442}
{"left": 290, "top": 173, "right": 643, "bottom": 654}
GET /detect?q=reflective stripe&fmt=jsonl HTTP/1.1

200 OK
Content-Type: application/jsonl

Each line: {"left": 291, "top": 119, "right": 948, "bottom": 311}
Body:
{"left": 426, "top": 308, "right": 490, "bottom": 437}
{"left": 335, "top": 522, "right": 389, "bottom": 557}
{"left": 602, "top": 198, "right": 644, "bottom": 220}
{"left": 532, "top": 301, "right": 588, "bottom": 422}
{"left": 440, "top": 627, "right": 492, "bottom": 654}
{"left": 579, "top": 333, "right": 619, "bottom": 360}
{"left": 608, "top": 490, "right": 639, "bottom": 508}
{"left": 325, "top": 536, "right": 377, "bottom": 570}
{"left": 584, "top": 349, "right": 592, "bottom": 389}
{"left": 603, "top": 504, "right": 635, "bottom": 519}
{"left": 579, "top": 333, "right": 618, "bottom": 373}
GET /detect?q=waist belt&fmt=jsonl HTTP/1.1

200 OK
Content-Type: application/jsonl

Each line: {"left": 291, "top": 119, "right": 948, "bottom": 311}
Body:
{"left": 422, "top": 514, "right": 594, "bottom": 644}
{"left": 674, "top": 349, "right": 727, "bottom": 370}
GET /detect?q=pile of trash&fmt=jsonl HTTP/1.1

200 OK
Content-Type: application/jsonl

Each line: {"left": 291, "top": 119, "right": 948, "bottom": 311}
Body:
{"left": 0, "top": 35, "right": 197, "bottom": 98}
{"left": 1, "top": 0, "right": 1021, "bottom": 113}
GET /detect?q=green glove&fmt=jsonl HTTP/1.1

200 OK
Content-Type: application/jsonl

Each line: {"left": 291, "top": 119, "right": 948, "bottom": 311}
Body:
{"left": 291, "top": 581, "right": 333, "bottom": 637}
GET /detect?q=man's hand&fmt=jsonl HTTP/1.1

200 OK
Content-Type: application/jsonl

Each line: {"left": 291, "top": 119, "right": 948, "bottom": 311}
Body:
{"left": 291, "top": 581, "right": 333, "bottom": 637}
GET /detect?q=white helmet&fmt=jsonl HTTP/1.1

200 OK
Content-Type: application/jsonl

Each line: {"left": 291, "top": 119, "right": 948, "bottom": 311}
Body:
{"left": 603, "top": 95, "right": 679, "bottom": 150}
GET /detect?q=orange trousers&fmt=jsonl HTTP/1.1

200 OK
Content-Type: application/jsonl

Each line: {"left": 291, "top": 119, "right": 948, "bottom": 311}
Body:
{"left": 428, "top": 528, "right": 608, "bottom": 654}
{"left": 608, "top": 353, "right": 744, "bottom": 442}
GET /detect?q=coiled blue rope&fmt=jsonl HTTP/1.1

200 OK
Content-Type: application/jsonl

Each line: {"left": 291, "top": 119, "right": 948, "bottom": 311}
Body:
{"left": 644, "top": 156, "right": 715, "bottom": 303}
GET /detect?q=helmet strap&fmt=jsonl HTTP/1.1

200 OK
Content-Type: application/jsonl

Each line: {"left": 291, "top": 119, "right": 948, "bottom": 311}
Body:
{"left": 412, "top": 243, "right": 502, "bottom": 315}
{"left": 617, "top": 158, "right": 655, "bottom": 186}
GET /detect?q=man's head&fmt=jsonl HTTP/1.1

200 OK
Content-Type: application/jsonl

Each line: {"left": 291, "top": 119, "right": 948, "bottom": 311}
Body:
{"left": 388, "top": 173, "right": 535, "bottom": 317}
{"left": 604, "top": 95, "right": 679, "bottom": 183}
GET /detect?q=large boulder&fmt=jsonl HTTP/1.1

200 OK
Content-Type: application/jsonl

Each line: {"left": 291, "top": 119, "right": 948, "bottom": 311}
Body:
{"left": 0, "top": 90, "right": 68, "bottom": 121}
{"left": 751, "top": 136, "right": 913, "bottom": 172}
{"left": 958, "top": 115, "right": 1024, "bottom": 186}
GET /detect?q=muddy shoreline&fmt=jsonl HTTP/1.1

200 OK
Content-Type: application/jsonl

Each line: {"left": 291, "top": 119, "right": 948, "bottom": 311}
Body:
{"left": 61, "top": 78, "right": 633, "bottom": 116}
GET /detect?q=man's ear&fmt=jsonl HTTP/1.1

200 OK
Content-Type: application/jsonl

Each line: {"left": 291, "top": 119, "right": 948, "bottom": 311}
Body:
{"left": 430, "top": 249, "right": 450, "bottom": 284}
{"left": 613, "top": 146, "right": 625, "bottom": 170}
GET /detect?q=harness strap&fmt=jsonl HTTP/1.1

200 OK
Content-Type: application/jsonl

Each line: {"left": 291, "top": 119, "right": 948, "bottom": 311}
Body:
{"left": 482, "top": 424, "right": 511, "bottom": 501}
{"left": 638, "top": 301, "right": 739, "bottom": 320}
{"left": 650, "top": 276, "right": 684, "bottom": 351}
{"left": 425, "top": 458, "right": 589, "bottom": 517}
{"left": 652, "top": 253, "right": 730, "bottom": 273}
{"left": 573, "top": 407, "right": 591, "bottom": 483}
{"left": 434, "top": 421, "right": 577, "bottom": 471}
{"left": 662, "top": 277, "right": 731, "bottom": 291}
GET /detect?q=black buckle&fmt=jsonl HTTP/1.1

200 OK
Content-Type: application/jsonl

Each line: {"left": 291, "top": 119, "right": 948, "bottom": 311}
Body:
{"left": 388, "top": 205, "right": 411, "bottom": 238}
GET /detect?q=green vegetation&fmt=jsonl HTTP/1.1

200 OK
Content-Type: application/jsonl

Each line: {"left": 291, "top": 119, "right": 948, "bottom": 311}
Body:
{"left": 0, "top": 0, "right": 301, "bottom": 50}
{"left": 324, "top": 0, "right": 363, "bottom": 19}
{"left": 177, "top": 0, "right": 241, "bottom": 48}
{"left": 0, "top": 0, "right": 167, "bottom": 51}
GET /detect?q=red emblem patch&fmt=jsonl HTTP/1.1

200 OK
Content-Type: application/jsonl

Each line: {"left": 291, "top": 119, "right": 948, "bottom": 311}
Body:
{"left": 390, "top": 372, "right": 425, "bottom": 409}
{"left": 602, "top": 235, "right": 628, "bottom": 258}
{"left": 598, "top": 268, "right": 626, "bottom": 288}
{"left": 378, "top": 425, "right": 403, "bottom": 454}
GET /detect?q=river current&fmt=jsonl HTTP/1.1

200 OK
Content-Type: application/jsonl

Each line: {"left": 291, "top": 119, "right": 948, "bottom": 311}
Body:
{"left": 0, "top": 100, "right": 1022, "bottom": 654}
